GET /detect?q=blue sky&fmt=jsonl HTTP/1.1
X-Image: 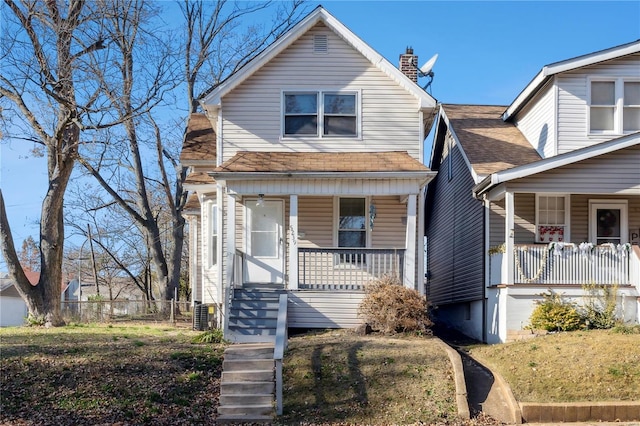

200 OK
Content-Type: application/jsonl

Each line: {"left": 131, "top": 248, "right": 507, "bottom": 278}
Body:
{"left": 1, "top": 0, "right": 639, "bottom": 253}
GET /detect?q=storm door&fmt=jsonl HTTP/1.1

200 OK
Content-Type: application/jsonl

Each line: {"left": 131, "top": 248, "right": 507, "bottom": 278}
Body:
{"left": 244, "top": 199, "right": 285, "bottom": 284}
{"left": 589, "top": 201, "right": 628, "bottom": 245}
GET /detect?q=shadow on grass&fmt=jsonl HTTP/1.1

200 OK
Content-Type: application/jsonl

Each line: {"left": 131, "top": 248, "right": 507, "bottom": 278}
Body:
{"left": 309, "top": 341, "right": 368, "bottom": 420}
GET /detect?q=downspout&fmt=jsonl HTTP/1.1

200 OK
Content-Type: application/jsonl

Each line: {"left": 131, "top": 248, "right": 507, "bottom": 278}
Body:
{"left": 482, "top": 194, "right": 490, "bottom": 343}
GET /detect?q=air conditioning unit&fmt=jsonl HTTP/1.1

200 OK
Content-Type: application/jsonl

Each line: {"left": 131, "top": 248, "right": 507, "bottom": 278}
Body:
{"left": 193, "top": 302, "right": 216, "bottom": 331}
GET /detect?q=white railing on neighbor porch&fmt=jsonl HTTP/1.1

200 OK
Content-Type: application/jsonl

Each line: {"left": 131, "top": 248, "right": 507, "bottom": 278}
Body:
{"left": 511, "top": 243, "right": 633, "bottom": 285}
{"left": 298, "top": 247, "right": 405, "bottom": 290}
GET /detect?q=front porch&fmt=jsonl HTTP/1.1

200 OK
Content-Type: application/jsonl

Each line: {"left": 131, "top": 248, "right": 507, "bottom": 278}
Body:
{"left": 486, "top": 192, "right": 640, "bottom": 288}
{"left": 490, "top": 243, "right": 640, "bottom": 286}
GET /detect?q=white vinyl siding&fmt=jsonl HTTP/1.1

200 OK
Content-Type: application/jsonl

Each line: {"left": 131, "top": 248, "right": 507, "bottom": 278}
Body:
{"left": 223, "top": 178, "right": 426, "bottom": 197}
{"left": 555, "top": 53, "right": 640, "bottom": 154}
{"left": 288, "top": 291, "right": 365, "bottom": 328}
{"left": 505, "top": 143, "right": 640, "bottom": 194}
{"left": 370, "top": 196, "right": 407, "bottom": 248}
{"left": 513, "top": 82, "right": 556, "bottom": 158}
{"left": 220, "top": 24, "right": 421, "bottom": 162}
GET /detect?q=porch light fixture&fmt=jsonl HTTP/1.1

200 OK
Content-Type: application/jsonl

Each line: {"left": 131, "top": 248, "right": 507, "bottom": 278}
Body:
{"left": 369, "top": 204, "right": 376, "bottom": 229}
{"left": 256, "top": 194, "right": 265, "bottom": 207}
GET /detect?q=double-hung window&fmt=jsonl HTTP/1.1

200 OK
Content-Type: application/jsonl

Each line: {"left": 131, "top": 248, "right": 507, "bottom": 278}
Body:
{"left": 536, "top": 195, "right": 568, "bottom": 243}
{"left": 337, "top": 197, "right": 367, "bottom": 264}
{"left": 589, "top": 79, "right": 640, "bottom": 134}
{"left": 209, "top": 201, "right": 217, "bottom": 267}
{"left": 283, "top": 91, "right": 358, "bottom": 137}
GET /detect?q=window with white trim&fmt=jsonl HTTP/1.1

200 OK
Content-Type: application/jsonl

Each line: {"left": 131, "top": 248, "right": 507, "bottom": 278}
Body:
{"left": 589, "top": 79, "right": 640, "bottom": 134}
{"left": 283, "top": 91, "right": 358, "bottom": 137}
{"left": 536, "top": 195, "right": 568, "bottom": 243}
{"left": 209, "top": 201, "right": 217, "bottom": 267}
{"left": 337, "top": 197, "right": 367, "bottom": 264}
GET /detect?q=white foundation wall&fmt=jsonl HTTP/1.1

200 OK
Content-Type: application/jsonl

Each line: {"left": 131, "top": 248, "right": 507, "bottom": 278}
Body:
{"left": 486, "top": 285, "right": 639, "bottom": 344}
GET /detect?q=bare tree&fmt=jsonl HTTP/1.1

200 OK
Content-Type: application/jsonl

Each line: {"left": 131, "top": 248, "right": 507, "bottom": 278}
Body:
{"left": 0, "top": 0, "right": 168, "bottom": 325}
{"left": 74, "top": 0, "right": 305, "bottom": 313}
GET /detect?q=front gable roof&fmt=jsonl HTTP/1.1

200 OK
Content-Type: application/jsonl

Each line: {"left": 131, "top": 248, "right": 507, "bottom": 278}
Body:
{"left": 200, "top": 6, "right": 436, "bottom": 110}
{"left": 503, "top": 39, "right": 640, "bottom": 120}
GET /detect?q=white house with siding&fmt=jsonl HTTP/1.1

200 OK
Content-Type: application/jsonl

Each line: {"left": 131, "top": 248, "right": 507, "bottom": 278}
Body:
{"left": 181, "top": 6, "right": 437, "bottom": 342}
{"left": 426, "top": 40, "right": 640, "bottom": 343}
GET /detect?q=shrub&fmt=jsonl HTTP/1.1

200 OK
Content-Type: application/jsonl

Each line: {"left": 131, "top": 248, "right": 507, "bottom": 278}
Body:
{"left": 612, "top": 324, "right": 640, "bottom": 334}
{"left": 358, "top": 275, "right": 432, "bottom": 334}
{"left": 581, "top": 283, "right": 619, "bottom": 329}
{"left": 192, "top": 328, "right": 225, "bottom": 344}
{"left": 528, "top": 290, "right": 583, "bottom": 332}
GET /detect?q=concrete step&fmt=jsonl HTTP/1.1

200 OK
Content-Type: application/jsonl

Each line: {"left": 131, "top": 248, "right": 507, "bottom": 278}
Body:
{"left": 216, "top": 414, "right": 273, "bottom": 424}
{"left": 217, "top": 403, "right": 273, "bottom": 416}
{"left": 221, "top": 381, "right": 274, "bottom": 394}
{"left": 222, "top": 369, "right": 274, "bottom": 382}
{"left": 223, "top": 359, "right": 274, "bottom": 372}
{"left": 226, "top": 332, "right": 277, "bottom": 344}
{"left": 224, "top": 343, "right": 274, "bottom": 359}
{"left": 219, "top": 394, "right": 274, "bottom": 406}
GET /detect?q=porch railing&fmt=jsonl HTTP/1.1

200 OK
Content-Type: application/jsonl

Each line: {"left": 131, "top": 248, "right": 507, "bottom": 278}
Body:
{"left": 298, "top": 247, "right": 405, "bottom": 290}
{"left": 511, "top": 243, "right": 633, "bottom": 285}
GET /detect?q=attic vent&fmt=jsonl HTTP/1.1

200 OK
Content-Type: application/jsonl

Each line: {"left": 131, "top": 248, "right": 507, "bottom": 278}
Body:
{"left": 313, "top": 34, "right": 328, "bottom": 54}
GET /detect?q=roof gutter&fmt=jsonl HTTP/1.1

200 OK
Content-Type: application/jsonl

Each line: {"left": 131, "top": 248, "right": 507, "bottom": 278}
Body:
{"left": 210, "top": 170, "right": 436, "bottom": 181}
{"left": 472, "top": 174, "right": 498, "bottom": 199}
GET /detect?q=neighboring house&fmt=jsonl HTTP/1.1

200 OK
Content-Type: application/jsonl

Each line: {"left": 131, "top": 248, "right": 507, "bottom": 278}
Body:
{"left": 181, "top": 6, "right": 437, "bottom": 342}
{"left": 426, "top": 41, "right": 640, "bottom": 343}
{"left": 0, "top": 270, "right": 38, "bottom": 327}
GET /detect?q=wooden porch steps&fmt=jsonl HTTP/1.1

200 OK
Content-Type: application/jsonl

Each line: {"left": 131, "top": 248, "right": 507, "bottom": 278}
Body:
{"left": 217, "top": 343, "right": 275, "bottom": 424}
{"left": 227, "top": 289, "right": 283, "bottom": 343}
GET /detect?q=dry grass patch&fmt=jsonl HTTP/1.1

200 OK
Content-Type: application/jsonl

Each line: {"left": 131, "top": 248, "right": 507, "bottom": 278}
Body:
{"left": 0, "top": 323, "right": 226, "bottom": 425}
{"left": 279, "top": 330, "right": 458, "bottom": 425}
{"left": 468, "top": 328, "right": 640, "bottom": 403}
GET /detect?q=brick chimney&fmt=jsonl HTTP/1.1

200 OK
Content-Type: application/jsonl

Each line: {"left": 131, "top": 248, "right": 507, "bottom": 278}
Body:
{"left": 399, "top": 46, "right": 418, "bottom": 83}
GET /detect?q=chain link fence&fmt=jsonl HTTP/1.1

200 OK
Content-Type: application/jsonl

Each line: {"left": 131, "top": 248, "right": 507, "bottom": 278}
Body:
{"left": 60, "top": 300, "right": 194, "bottom": 325}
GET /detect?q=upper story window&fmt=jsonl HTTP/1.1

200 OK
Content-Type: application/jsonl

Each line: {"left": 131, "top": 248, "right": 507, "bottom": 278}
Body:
{"left": 589, "top": 79, "right": 640, "bottom": 134}
{"left": 283, "top": 91, "right": 358, "bottom": 138}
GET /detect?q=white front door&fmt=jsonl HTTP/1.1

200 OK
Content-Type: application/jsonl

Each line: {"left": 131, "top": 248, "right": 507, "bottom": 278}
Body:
{"left": 589, "top": 201, "right": 628, "bottom": 245}
{"left": 244, "top": 199, "right": 285, "bottom": 284}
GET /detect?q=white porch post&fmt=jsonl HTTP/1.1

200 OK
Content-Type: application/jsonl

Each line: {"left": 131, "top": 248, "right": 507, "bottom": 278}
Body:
{"left": 226, "top": 193, "right": 236, "bottom": 259}
{"left": 404, "top": 194, "right": 417, "bottom": 289}
{"left": 504, "top": 191, "right": 515, "bottom": 285}
{"left": 224, "top": 192, "right": 236, "bottom": 337}
{"left": 417, "top": 189, "right": 426, "bottom": 295}
{"left": 289, "top": 194, "right": 299, "bottom": 290}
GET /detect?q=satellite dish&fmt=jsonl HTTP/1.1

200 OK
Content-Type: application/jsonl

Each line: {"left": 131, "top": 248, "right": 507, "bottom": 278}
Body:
{"left": 419, "top": 53, "right": 438, "bottom": 77}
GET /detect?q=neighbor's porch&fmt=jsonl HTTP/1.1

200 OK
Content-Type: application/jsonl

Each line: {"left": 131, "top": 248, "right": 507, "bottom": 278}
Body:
{"left": 487, "top": 192, "right": 640, "bottom": 287}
